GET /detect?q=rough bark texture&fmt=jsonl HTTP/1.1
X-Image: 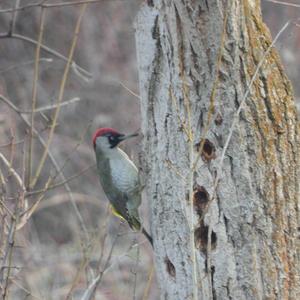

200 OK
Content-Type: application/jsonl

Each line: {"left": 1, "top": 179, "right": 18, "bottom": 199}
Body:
{"left": 135, "top": 1, "right": 299, "bottom": 299}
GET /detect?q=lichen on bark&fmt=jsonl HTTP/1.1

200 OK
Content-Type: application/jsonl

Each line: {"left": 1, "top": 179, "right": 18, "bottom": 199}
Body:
{"left": 135, "top": 1, "right": 299, "bottom": 299}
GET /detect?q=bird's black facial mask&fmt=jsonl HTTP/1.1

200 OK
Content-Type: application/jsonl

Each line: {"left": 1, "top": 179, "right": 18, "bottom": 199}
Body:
{"left": 106, "top": 133, "right": 125, "bottom": 148}
{"left": 106, "top": 132, "right": 138, "bottom": 148}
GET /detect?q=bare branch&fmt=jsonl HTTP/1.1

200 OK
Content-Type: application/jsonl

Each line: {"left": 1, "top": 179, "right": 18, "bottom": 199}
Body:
{"left": 0, "top": 95, "right": 20, "bottom": 112}
{"left": 118, "top": 81, "right": 140, "bottom": 100}
{"left": 0, "top": 94, "right": 89, "bottom": 243}
{"left": 263, "top": 0, "right": 300, "bottom": 8}
{"left": 0, "top": 152, "right": 26, "bottom": 193}
{"left": 0, "top": 0, "right": 103, "bottom": 13}
{"left": 80, "top": 229, "right": 122, "bottom": 300}
{"left": 0, "top": 207, "right": 19, "bottom": 299}
{"left": 0, "top": 94, "right": 81, "bottom": 114}
{"left": 0, "top": 136, "right": 24, "bottom": 148}
{"left": 21, "top": 97, "right": 81, "bottom": 113}
{"left": 10, "top": 279, "right": 41, "bottom": 300}
{"left": 28, "top": 8, "right": 46, "bottom": 188}
{"left": 8, "top": 0, "right": 20, "bottom": 35}
{"left": 141, "top": 265, "right": 154, "bottom": 300}
{"left": 0, "top": 33, "right": 92, "bottom": 80}
{"left": 0, "top": 58, "right": 52, "bottom": 74}
{"left": 30, "top": 3, "right": 88, "bottom": 189}
{"left": 26, "top": 164, "right": 95, "bottom": 196}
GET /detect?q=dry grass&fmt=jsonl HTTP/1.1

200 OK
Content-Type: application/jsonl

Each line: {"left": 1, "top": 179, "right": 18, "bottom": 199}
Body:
{"left": 0, "top": 1, "right": 155, "bottom": 299}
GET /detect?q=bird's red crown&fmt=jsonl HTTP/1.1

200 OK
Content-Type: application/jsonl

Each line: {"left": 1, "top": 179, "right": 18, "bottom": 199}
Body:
{"left": 92, "top": 127, "right": 120, "bottom": 147}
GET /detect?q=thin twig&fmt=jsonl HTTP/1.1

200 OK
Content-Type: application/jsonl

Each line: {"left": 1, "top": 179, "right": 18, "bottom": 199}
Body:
{"left": 26, "top": 164, "right": 94, "bottom": 196}
{"left": 10, "top": 279, "right": 42, "bottom": 300}
{"left": 0, "top": 1, "right": 47, "bottom": 14}
{"left": 0, "top": 138, "right": 24, "bottom": 148}
{"left": 0, "top": 94, "right": 21, "bottom": 111}
{"left": 0, "top": 152, "right": 26, "bottom": 193}
{"left": 30, "top": 3, "right": 88, "bottom": 189}
{"left": 0, "top": 93, "right": 89, "bottom": 243}
{"left": 0, "top": 0, "right": 103, "bottom": 13}
{"left": 1, "top": 90, "right": 84, "bottom": 215}
{"left": 76, "top": 218, "right": 121, "bottom": 300}
{"left": 28, "top": 8, "right": 46, "bottom": 188}
{"left": 0, "top": 201, "right": 20, "bottom": 300}
{"left": 118, "top": 81, "right": 140, "bottom": 99}
{"left": 0, "top": 33, "right": 92, "bottom": 79}
{"left": 8, "top": 126, "right": 16, "bottom": 169}
{"left": 43, "top": 0, "right": 103, "bottom": 8}
{"left": 25, "top": 120, "right": 93, "bottom": 227}
{"left": 0, "top": 200, "right": 14, "bottom": 218}
{"left": 8, "top": 0, "right": 20, "bottom": 35}
{"left": 141, "top": 264, "right": 154, "bottom": 300}
{"left": 21, "top": 134, "right": 29, "bottom": 214}
{"left": 42, "top": 120, "right": 93, "bottom": 189}
{"left": 0, "top": 94, "right": 81, "bottom": 114}
{"left": 0, "top": 58, "right": 52, "bottom": 74}
{"left": 16, "top": 176, "right": 51, "bottom": 230}
{"left": 81, "top": 227, "right": 122, "bottom": 300}
{"left": 65, "top": 250, "right": 93, "bottom": 300}
{"left": 132, "top": 243, "right": 140, "bottom": 300}
{"left": 263, "top": 0, "right": 300, "bottom": 8}
{"left": 95, "top": 205, "right": 110, "bottom": 271}
{"left": 21, "top": 97, "right": 81, "bottom": 113}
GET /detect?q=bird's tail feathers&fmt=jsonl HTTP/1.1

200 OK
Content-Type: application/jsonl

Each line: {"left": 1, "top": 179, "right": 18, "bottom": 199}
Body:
{"left": 141, "top": 227, "right": 153, "bottom": 247}
{"left": 129, "top": 217, "right": 153, "bottom": 247}
{"left": 110, "top": 205, "right": 153, "bottom": 247}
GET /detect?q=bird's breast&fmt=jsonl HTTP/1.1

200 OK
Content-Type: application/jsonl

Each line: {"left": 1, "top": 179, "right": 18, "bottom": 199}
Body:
{"left": 109, "top": 156, "right": 139, "bottom": 194}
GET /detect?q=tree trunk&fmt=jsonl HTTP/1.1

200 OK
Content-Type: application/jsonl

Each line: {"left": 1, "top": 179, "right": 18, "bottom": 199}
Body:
{"left": 135, "top": 1, "right": 299, "bottom": 299}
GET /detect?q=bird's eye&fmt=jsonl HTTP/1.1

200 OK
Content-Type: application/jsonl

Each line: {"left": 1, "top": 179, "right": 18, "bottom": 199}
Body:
{"left": 108, "top": 135, "right": 116, "bottom": 142}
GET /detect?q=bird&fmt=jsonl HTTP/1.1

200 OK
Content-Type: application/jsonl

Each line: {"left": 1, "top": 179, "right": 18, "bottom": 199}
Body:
{"left": 92, "top": 127, "right": 153, "bottom": 246}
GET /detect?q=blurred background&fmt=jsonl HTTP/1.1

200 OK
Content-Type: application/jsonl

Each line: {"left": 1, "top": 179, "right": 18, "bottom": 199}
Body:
{"left": 0, "top": 0, "right": 299, "bottom": 299}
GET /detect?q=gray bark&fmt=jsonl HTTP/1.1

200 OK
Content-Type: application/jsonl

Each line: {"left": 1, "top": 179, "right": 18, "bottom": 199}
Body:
{"left": 135, "top": 1, "right": 299, "bottom": 299}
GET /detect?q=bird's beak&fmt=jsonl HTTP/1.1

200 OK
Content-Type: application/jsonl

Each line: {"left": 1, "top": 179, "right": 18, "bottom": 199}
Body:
{"left": 119, "top": 132, "right": 139, "bottom": 141}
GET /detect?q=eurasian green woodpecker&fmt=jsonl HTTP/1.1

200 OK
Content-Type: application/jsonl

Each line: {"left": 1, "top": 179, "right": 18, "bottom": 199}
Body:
{"left": 93, "top": 128, "right": 152, "bottom": 246}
